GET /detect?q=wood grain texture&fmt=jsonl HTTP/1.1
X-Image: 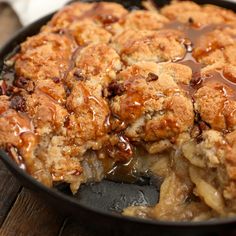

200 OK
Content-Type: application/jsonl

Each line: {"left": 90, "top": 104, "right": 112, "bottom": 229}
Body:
{"left": 0, "top": 188, "right": 65, "bottom": 236}
{"left": 0, "top": 160, "right": 21, "bottom": 226}
{"left": 0, "top": 4, "right": 96, "bottom": 236}
{"left": 0, "top": 5, "right": 22, "bottom": 226}
{"left": 0, "top": 5, "right": 66, "bottom": 236}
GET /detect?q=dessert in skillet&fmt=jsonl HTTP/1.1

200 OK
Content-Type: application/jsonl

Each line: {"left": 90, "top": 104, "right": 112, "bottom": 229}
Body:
{"left": 1, "top": 0, "right": 236, "bottom": 221}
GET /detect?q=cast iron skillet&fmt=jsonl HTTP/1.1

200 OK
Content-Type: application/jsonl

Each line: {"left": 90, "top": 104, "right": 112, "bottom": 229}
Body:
{"left": 1, "top": 1, "right": 236, "bottom": 235}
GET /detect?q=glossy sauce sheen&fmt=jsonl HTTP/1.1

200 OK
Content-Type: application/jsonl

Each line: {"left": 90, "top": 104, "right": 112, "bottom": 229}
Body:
{"left": 163, "top": 22, "right": 236, "bottom": 100}
{"left": 1, "top": 111, "right": 36, "bottom": 170}
{"left": 2, "top": 14, "right": 236, "bottom": 185}
{"left": 106, "top": 157, "right": 138, "bottom": 183}
{"left": 106, "top": 22, "right": 236, "bottom": 183}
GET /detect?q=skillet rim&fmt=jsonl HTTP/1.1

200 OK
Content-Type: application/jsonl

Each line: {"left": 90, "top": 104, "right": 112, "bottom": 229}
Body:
{"left": 1, "top": 0, "right": 236, "bottom": 228}
{"left": 2, "top": 149, "right": 236, "bottom": 228}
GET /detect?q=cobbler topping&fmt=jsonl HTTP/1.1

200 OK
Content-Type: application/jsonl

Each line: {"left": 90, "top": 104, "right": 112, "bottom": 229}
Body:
{"left": 1, "top": 0, "right": 236, "bottom": 222}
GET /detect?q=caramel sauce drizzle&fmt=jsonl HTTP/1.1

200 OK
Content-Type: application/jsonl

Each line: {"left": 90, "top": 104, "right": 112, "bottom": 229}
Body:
{"left": 163, "top": 22, "right": 236, "bottom": 101}
{"left": 63, "top": 2, "right": 120, "bottom": 25}
{"left": 107, "top": 22, "right": 236, "bottom": 182}
{"left": 2, "top": 8, "right": 236, "bottom": 186}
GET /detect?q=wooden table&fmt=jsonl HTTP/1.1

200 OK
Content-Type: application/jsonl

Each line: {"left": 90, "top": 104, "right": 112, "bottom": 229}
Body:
{"left": 0, "top": 4, "right": 95, "bottom": 236}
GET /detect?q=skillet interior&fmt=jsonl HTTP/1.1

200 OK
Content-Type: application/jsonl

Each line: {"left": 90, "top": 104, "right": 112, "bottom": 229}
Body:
{"left": 1, "top": 1, "right": 236, "bottom": 235}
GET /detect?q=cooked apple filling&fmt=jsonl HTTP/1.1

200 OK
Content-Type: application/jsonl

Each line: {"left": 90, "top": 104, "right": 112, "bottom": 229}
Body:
{"left": 1, "top": 0, "right": 236, "bottom": 221}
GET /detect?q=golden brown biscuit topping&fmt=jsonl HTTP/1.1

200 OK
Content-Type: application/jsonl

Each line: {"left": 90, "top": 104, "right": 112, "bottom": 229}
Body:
{"left": 1, "top": 0, "right": 236, "bottom": 221}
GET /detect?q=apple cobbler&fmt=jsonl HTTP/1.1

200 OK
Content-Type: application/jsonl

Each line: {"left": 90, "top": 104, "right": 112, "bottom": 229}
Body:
{"left": 1, "top": 0, "right": 236, "bottom": 221}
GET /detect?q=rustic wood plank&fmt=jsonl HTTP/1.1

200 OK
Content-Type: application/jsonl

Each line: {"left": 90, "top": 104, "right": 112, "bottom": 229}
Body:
{"left": 0, "top": 188, "right": 65, "bottom": 236}
{"left": 0, "top": 4, "right": 23, "bottom": 226}
{"left": 0, "top": 5, "right": 67, "bottom": 236}
{"left": 0, "top": 160, "right": 21, "bottom": 226}
{"left": 0, "top": 4, "right": 91, "bottom": 236}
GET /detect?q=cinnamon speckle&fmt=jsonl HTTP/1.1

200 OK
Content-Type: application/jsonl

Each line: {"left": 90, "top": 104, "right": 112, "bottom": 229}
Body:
{"left": 188, "top": 17, "right": 194, "bottom": 24}
{"left": 10, "top": 94, "right": 26, "bottom": 112}
{"left": 74, "top": 69, "right": 85, "bottom": 81}
{"left": 107, "top": 81, "right": 125, "bottom": 97}
{"left": 146, "top": 72, "right": 159, "bottom": 82}
{"left": 52, "top": 77, "right": 60, "bottom": 83}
